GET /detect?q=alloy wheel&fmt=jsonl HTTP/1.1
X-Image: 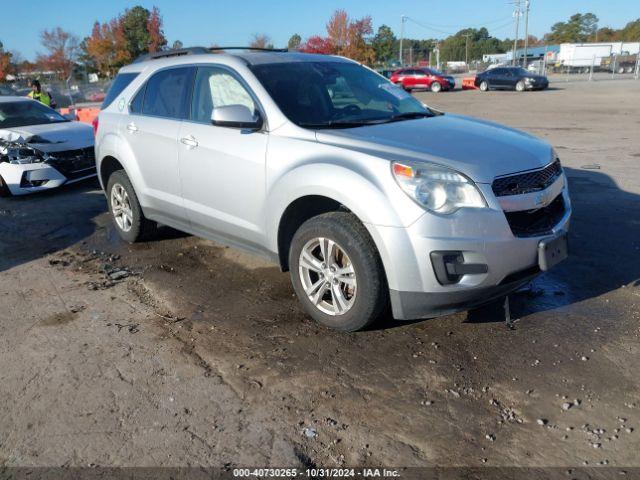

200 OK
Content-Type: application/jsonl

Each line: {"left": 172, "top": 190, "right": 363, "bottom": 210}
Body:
{"left": 298, "top": 237, "right": 357, "bottom": 316}
{"left": 110, "top": 183, "right": 133, "bottom": 232}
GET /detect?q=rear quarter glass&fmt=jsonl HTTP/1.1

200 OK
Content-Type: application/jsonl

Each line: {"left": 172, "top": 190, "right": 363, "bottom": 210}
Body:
{"left": 101, "top": 73, "right": 139, "bottom": 109}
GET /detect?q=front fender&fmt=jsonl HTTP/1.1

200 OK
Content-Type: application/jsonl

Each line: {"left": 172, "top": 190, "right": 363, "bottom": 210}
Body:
{"left": 265, "top": 160, "right": 423, "bottom": 252}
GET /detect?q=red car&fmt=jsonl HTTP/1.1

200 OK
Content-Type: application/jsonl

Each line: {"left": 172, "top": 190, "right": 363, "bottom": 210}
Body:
{"left": 390, "top": 67, "right": 456, "bottom": 93}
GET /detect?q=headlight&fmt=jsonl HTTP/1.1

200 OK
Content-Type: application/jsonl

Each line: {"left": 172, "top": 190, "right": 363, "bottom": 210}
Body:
{"left": 392, "top": 161, "right": 487, "bottom": 214}
{"left": 0, "top": 143, "right": 44, "bottom": 164}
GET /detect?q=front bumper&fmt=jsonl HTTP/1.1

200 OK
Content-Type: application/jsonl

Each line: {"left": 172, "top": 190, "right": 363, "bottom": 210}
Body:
{"left": 0, "top": 161, "right": 96, "bottom": 196}
{"left": 366, "top": 176, "right": 571, "bottom": 320}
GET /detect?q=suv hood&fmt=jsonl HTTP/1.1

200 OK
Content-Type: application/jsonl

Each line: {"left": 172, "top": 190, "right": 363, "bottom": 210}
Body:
{"left": 0, "top": 121, "right": 93, "bottom": 153}
{"left": 315, "top": 113, "right": 553, "bottom": 183}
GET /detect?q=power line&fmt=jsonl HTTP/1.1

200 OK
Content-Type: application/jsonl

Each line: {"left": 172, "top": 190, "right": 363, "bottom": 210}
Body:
{"left": 404, "top": 15, "right": 514, "bottom": 31}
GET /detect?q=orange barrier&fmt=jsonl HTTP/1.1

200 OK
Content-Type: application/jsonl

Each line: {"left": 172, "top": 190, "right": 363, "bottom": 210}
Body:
{"left": 59, "top": 107, "right": 100, "bottom": 124}
{"left": 462, "top": 76, "right": 478, "bottom": 90}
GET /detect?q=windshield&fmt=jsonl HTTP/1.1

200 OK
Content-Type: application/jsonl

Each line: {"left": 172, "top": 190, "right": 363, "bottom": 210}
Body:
{"left": 250, "top": 61, "right": 434, "bottom": 128}
{"left": 0, "top": 100, "right": 67, "bottom": 128}
{"left": 513, "top": 68, "right": 530, "bottom": 76}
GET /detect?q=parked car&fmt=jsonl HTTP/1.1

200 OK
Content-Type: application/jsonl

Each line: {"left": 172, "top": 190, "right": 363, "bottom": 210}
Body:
{"left": 475, "top": 67, "right": 549, "bottom": 92}
{"left": 95, "top": 49, "right": 570, "bottom": 331}
{"left": 390, "top": 67, "right": 456, "bottom": 92}
{"left": 0, "top": 97, "right": 95, "bottom": 196}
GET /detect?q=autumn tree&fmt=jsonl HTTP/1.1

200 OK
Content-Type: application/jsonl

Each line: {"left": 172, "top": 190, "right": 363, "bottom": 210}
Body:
{"left": 249, "top": 34, "right": 273, "bottom": 49}
{"left": 82, "top": 17, "right": 130, "bottom": 77}
{"left": 37, "top": 27, "right": 78, "bottom": 79}
{"left": 80, "top": 6, "right": 167, "bottom": 77}
{"left": 326, "top": 10, "right": 350, "bottom": 50}
{"left": 299, "top": 35, "right": 334, "bottom": 54}
{"left": 0, "top": 41, "right": 12, "bottom": 81}
{"left": 147, "top": 6, "right": 166, "bottom": 53}
{"left": 300, "top": 9, "right": 376, "bottom": 64}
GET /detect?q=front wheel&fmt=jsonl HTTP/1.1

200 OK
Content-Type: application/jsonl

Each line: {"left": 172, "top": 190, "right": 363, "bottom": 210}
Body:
{"left": 430, "top": 81, "right": 442, "bottom": 93}
{"left": 106, "top": 170, "right": 156, "bottom": 243}
{"left": 515, "top": 80, "right": 526, "bottom": 92}
{"left": 289, "top": 212, "right": 388, "bottom": 331}
{"left": 479, "top": 80, "right": 489, "bottom": 91}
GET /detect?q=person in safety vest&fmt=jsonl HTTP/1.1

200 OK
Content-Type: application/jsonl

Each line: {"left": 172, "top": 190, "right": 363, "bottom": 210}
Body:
{"left": 27, "top": 79, "right": 53, "bottom": 107}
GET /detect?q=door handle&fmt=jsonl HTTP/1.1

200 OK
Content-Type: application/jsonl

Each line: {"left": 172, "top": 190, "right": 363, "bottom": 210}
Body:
{"left": 126, "top": 122, "right": 138, "bottom": 132}
{"left": 180, "top": 135, "right": 198, "bottom": 148}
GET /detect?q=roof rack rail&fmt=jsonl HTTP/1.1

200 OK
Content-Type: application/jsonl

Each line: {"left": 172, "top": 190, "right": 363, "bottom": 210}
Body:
{"left": 208, "top": 46, "right": 289, "bottom": 52}
{"left": 133, "top": 47, "right": 210, "bottom": 63}
{"left": 132, "top": 46, "right": 290, "bottom": 63}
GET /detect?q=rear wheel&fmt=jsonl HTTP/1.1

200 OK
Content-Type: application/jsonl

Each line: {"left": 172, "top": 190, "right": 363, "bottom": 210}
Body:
{"left": 106, "top": 170, "right": 156, "bottom": 243}
{"left": 430, "top": 81, "right": 442, "bottom": 93}
{"left": 479, "top": 80, "right": 489, "bottom": 91}
{"left": 0, "top": 175, "right": 10, "bottom": 197}
{"left": 288, "top": 212, "right": 388, "bottom": 332}
{"left": 515, "top": 80, "right": 526, "bottom": 92}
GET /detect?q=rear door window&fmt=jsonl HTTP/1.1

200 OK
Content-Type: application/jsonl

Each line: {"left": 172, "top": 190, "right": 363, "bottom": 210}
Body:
{"left": 141, "top": 67, "right": 194, "bottom": 119}
{"left": 101, "top": 72, "right": 138, "bottom": 109}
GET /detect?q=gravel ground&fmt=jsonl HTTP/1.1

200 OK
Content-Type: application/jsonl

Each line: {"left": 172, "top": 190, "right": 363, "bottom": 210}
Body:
{"left": 0, "top": 79, "right": 639, "bottom": 470}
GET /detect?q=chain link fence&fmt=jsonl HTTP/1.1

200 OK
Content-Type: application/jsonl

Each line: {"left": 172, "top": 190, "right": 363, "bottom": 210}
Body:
{"left": 0, "top": 78, "right": 112, "bottom": 110}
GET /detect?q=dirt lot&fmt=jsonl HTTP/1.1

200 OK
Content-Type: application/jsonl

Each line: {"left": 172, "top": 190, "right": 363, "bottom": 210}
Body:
{"left": 1, "top": 79, "right": 639, "bottom": 471}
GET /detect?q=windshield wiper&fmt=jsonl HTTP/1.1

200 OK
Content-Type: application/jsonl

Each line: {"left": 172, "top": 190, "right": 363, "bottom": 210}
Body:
{"left": 300, "top": 111, "right": 434, "bottom": 129}
{"left": 383, "top": 111, "right": 434, "bottom": 123}
{"left": 299, "top": 119, "right": 381, "bottom": 129}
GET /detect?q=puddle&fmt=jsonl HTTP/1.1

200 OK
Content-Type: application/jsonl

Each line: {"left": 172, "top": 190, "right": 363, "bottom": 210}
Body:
{"left": 40, "top": 311, "right": 78, "bottom": 326}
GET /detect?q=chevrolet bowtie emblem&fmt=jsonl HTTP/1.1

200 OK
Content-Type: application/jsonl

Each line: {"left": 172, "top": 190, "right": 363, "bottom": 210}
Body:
{"left": 535, "top": 191, "right": 552, "bottom": 207}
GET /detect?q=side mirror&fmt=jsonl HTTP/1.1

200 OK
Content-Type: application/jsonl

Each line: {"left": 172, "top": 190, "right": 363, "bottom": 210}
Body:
{"left": 211, "top": 105, "right": 263, "bottom": 130}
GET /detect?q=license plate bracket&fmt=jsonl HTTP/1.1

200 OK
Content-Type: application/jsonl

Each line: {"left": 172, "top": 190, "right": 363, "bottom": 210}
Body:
{"left": 538, "top": 233, "right": 569, "bottom": 271}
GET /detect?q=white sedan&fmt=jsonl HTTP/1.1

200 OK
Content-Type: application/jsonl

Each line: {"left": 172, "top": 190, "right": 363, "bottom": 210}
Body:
{"left": 0, "top": 96, "right": 95, "bottom": 196}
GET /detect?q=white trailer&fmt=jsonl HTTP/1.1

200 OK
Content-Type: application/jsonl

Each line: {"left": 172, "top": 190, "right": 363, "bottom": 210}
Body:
{"left": 556, "top": 42, "right": 640, "bottom": 71}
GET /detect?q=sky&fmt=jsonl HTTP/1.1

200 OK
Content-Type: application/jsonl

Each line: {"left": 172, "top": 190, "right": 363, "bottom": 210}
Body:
{"left": 1, "top": 0, "right": 637, "bottom": 60}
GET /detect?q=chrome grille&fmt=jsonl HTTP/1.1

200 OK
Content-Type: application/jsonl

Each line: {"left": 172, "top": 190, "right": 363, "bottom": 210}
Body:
{"left": 492, "top": 160, "right": 562, "bottom": 197}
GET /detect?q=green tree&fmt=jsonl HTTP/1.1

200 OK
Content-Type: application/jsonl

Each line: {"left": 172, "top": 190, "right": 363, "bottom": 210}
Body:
{"left": 620, "top": 18, "right": 640, "bottom": 42}
{"left": 545, "top": 13, "right": 599, "bottom": 43}
{"left": 371, "top": 25, "right": 396, "bottom": 64}
{"left": 287, "top": 34, "right": 302, "bottom": 50}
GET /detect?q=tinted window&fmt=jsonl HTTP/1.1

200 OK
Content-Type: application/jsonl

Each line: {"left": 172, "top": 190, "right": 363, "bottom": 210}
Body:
{"left": 251, "top": 61, "right": 432, "bottom": 128}
{"left": 129, "top": 85, "right": 145, "bottom": 114}
{"left": 190, "top": 67, "right": 256, "bottom": 123}
{"left": 491, "top": 68, "right": 505, "bottom": 75}
{"left": 142, "top": 67, "right": 193, "bottom": 119}
{"left": 101, "top": 73, "right": 138, "bottom": 109}
{"left": 0, "top": 100, "right": 67, "bottom": 128}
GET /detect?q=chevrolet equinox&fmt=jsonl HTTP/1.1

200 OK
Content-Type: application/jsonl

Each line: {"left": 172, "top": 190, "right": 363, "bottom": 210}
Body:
{"left": 95, "top": 47, "right": 571, "bottom": 331}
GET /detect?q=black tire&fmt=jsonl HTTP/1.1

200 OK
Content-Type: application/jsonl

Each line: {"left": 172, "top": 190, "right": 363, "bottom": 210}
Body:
{"left": 106, "top": 169, "right": 156, "bottom": 243}
{"left": 430, "top": 81, "right": 442, "bottom": 93}
{"left": 479, "top": 80, "right": 489, "bottom": 91}
{"left": 289, "top": 212, "right": 388, "bottom": 332}
{"left": 0, "top": 175, "right": 11, "bottom": 197}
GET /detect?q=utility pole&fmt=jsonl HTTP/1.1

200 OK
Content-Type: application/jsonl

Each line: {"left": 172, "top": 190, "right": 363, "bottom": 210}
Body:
{"left": 523, "top": 0, "right": 530, "bottom": 68}
{"left": 510, "top": 1, "right": 522, "bottom": 66}
{"left": 462, "top": 33, "right": 471, "bottom": 72}
{"left": 399, "top": 15, "right": 406, "bottom": 66}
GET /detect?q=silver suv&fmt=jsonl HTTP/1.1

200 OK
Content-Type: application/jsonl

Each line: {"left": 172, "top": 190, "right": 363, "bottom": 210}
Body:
{"left": 95, "top": 48, "right": 571, "bottom": 331}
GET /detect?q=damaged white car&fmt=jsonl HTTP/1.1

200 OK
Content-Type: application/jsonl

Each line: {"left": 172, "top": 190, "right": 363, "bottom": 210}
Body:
{"left": 0, "top": 96, "right": 95, "bottom": 196}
